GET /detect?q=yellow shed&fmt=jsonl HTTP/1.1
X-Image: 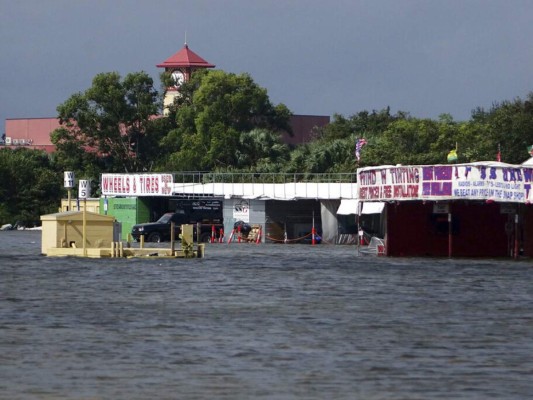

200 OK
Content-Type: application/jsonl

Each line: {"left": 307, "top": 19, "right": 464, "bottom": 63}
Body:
{"left": 40, "top": 211, "right": 118, "bottom": 256}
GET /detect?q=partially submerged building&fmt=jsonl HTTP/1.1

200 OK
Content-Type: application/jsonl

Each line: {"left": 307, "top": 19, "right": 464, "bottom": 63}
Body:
{"left": 357, "top": 162, "right": 533, "bottom": 257}
{"left": 57, "top": 161, "right": 533, "bottom": 258}
{"left": 40, "top": 210, "right": 119, "bottom": 256}
{"left": 98, "top": 172, "right": 360, "bottom": 244}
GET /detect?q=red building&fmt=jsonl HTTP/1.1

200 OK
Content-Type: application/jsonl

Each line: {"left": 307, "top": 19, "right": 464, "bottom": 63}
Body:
{"left": 3, "top": 118, "right": 60, "bottom": 153}
{"left": 358, "top": 163, "right": 533, "bottom": 258}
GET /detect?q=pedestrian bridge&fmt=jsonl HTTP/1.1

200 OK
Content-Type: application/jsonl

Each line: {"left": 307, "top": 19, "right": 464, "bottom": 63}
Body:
{"left": 171, "top": 172, "right": 358, "bottom": 200}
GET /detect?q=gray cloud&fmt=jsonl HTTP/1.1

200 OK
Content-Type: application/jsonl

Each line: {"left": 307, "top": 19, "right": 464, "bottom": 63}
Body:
{"left": 1, "top": 0, "right": 532, "bottom": 133}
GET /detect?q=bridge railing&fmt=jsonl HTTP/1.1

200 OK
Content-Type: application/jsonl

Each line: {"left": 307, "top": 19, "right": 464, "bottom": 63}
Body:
{"left": 171, "top": 172, "right": 358, "bottom": 184}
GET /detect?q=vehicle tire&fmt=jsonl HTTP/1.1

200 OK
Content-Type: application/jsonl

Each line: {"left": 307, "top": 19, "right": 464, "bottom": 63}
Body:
{"left": 147, "top": 232, "right": 162, "bottom": 243}
{"left": 199, "top": 232, "right": 212, "bottom": 243}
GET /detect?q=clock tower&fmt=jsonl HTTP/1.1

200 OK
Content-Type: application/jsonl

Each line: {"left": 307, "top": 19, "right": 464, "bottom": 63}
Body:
{"left": 156, "top": 43, "right": 215, "bottom": 114}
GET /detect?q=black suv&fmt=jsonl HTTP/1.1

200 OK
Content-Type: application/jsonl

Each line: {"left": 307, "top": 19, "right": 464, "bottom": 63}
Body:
{"left": 131, "top": 212, "right": 222, "bottom": 243}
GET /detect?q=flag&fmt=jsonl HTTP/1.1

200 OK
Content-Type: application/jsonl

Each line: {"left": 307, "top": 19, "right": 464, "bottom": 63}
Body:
{"left": 447, "top": 149, "right": 458, "bottom": 163}
{"left": 355, "top": 138, "right": 367, "bottom": 162}
{"left": 528, "top": 145, "right": 533, "bottom": 157}
{"left": 496, "top": 144, "right": 501, "bottom": 162}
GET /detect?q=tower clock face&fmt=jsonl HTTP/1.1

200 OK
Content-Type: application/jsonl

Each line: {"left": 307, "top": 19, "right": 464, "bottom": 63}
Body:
{"left": 171, "top": 70, "right": 185, "bottom": 86}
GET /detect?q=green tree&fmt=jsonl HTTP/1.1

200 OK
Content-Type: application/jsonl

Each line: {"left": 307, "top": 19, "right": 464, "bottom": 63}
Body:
{"left": 235, "top": 129, "right": 290, "bottom": 172}
{"left": 318, "top": 108, "right": 405, "bottom": 142}
{"left": 161, "top": 70, "right": 292, "bottom": 171}
{"left": 0, "top": 148, "right": 62, "bottom": 226}
{"left": 360, "top": 117, "right": 450, "bottom": 166}
{"left": 473, "top": 92, "right": 533, "bottom": 164}
{"left": 52, "top": 71, "right": 162, "bottom": 175}
{"left": 283, "top": 108, "right": 408, "bottom": 173}
{"left": 283, "top": 138, "right": 354, "bottom": 174}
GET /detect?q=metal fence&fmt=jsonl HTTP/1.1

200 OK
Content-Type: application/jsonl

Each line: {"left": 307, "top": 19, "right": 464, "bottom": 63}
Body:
{"left": 171, "top": 172, "right": 358, "bottom": 185}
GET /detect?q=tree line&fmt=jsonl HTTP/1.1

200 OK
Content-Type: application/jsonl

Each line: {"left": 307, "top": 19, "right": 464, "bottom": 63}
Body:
{"left": 1, "top": 68, "right": 532, "bottom": 225}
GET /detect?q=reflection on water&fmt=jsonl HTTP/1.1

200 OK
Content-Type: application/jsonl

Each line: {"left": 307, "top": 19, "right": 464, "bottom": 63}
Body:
{"left": 1, "top": 230, "right": 532, "bottom": 399}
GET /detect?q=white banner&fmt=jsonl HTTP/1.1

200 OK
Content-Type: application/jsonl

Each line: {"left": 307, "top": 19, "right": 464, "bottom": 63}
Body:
{"left": 101, "top": 174, "right": 173, "bottom": 196}
{"left": 233, "top": 199, "right": 250, "bottom": 222}
{"left": 358, "top": 164, "right": 533, "bottom": 203}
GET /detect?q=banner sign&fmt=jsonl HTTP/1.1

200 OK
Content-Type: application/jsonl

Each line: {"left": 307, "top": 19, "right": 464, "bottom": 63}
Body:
{"left": 358, "top": 164, "right": 533, "bottom": 203}
{"left": 101, "top": 173, "right": 173, "bottom": 196}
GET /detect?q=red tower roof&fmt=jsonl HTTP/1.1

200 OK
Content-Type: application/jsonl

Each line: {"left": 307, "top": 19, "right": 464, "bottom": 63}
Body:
{"left": 156, "top": 44, "right": 215, "bottom": 69}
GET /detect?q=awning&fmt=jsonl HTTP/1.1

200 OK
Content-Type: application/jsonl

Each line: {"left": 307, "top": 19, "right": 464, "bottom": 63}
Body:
{"left": 362, "top": 202, "right": 385, "bottom": 214}
{"left": 337, "top": 200, "right": 386, "bottom": 215}
{"left": 337, "top": 199, "right": 359, "bottom": 215}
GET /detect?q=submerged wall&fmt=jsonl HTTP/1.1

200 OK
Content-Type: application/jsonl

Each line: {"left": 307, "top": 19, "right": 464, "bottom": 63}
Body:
{"left": 386, "top": 201, "right": 511, "bottom": 257}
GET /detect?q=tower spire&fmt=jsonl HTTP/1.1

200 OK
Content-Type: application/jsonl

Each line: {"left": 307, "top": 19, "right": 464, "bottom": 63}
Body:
{"left": 156, "top": 41, "right": 215, "bottom": 115}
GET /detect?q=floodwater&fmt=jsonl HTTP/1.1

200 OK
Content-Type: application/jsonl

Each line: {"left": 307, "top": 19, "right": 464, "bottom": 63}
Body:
{"left": 1, "top": 231, "right": 532, "bottom": 400}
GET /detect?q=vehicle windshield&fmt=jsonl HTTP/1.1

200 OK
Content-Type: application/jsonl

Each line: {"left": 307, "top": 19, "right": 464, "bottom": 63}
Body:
{"left": 157, "top": 213, "right": 173, "bottom": 223}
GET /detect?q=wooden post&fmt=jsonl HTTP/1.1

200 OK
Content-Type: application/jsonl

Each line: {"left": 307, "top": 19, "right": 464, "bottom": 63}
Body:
{"left": 514, "top": 213, "right": 519, "bottom": 260}
{"left": 171, "top": 222, "right": 175, "bottom": 255}
{"left": 63, "top": 221, "right": 68, "bottom": 248}
{"left": 67, "top": 188, "right": 72, "bottom": 211}
{"left": 448, "top": 210, "right": 452, "bottom": 258}
{"left": 357, "top": 201, "right": 362, "bottom": 253}
{"left": 197, "top": 243, "right": 205, "bottom": 258}
{"left": 312, "top": 211, "right": 316, "bottom": 246}
{"left": 83, "top": 198, "right": 87, "bottom": 257}
{"left": 196, "top": 222, "right": 201, "bottom": 243}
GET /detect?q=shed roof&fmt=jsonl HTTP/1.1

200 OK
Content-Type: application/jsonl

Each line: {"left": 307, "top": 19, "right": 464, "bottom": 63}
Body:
{"left": 41, "top": 210, "right": 115, "bottom": 222}
{"left": 156, "top": 44, "right": 215, "bottom": 69}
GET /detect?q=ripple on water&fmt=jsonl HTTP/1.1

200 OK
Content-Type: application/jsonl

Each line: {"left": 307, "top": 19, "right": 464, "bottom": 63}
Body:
{"left": 1, "top": 231, "right": 532, "bottom": 399}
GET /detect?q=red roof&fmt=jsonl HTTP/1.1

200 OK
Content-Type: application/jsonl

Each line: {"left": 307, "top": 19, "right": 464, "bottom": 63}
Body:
{"left": 156, "top": 44, "right": 215, "bottom": 69}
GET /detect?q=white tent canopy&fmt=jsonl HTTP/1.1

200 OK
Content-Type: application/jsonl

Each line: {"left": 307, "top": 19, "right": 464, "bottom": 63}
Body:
{"left": 362, "top": 202, "right": 385, "bottom": 214}
{"left": 337, "top": 199, "right": 359, "bottom": 215}
{"left": 336, "top": 199, "right": 385, "bottom": 215}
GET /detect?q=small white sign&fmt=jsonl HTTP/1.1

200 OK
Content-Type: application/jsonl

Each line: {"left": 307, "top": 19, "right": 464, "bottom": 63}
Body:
{"left": 79, "top": 180, "right": 91, "bottom": 199}
{"left": 64, "top": 171, "right": 75, "bottom": 188}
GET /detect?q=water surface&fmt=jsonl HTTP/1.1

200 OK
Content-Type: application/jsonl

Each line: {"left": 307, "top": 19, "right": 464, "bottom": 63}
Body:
{"left": 1, "top": 231, "right": 532, "bottom": 399}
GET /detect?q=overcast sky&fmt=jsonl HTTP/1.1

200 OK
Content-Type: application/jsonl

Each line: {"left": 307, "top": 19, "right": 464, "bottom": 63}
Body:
{"left": 2, "top": 0, "right": 533, "bottom": 132}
